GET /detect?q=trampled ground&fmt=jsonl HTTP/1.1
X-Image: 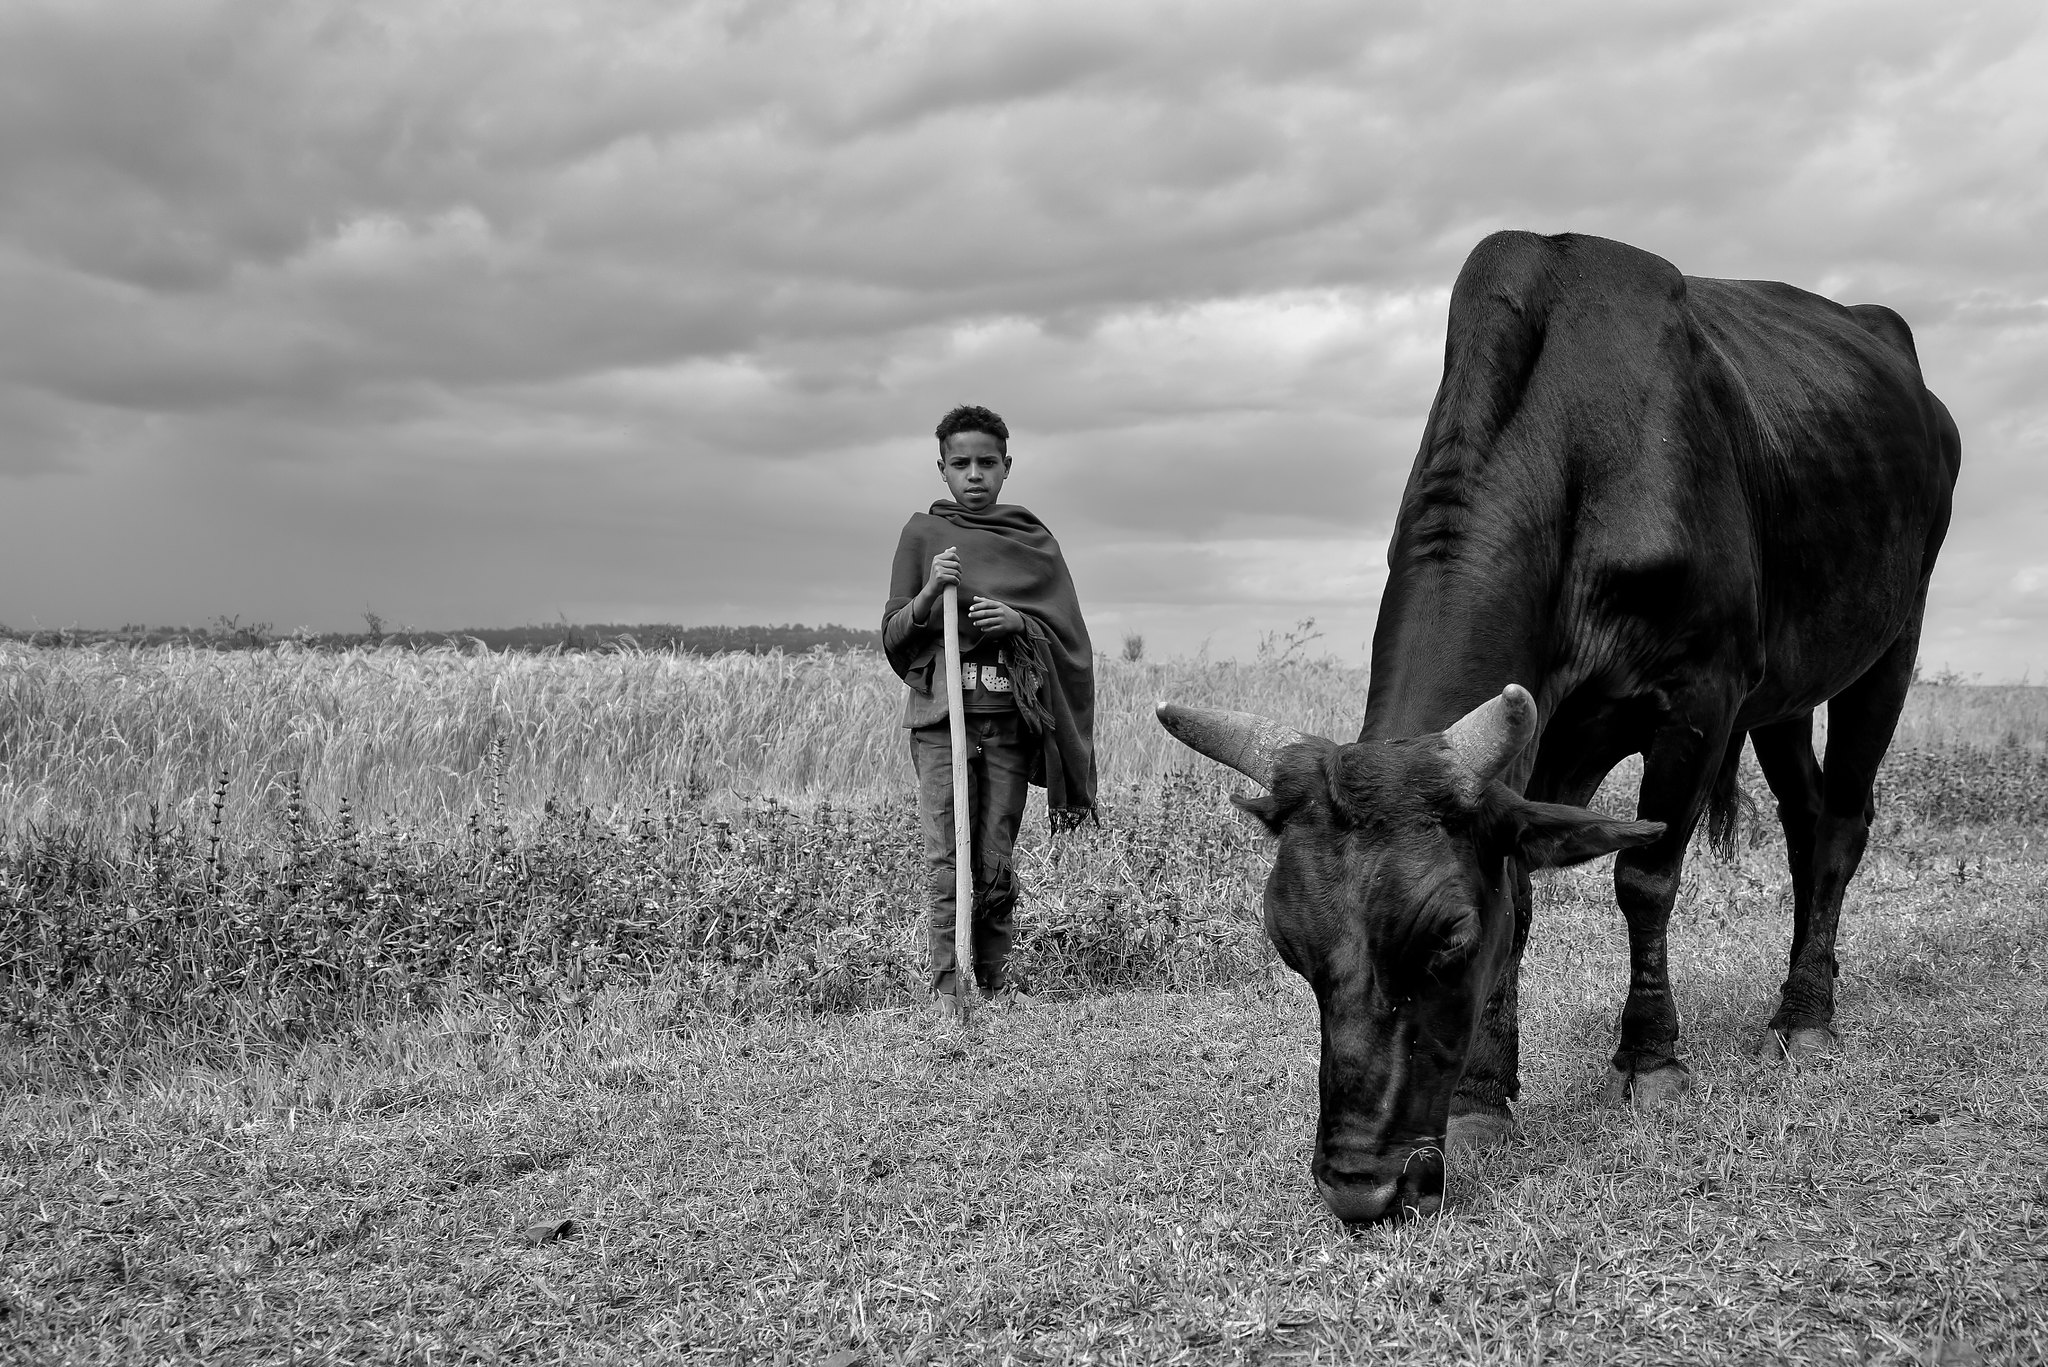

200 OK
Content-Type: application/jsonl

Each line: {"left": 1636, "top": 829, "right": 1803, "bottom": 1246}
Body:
{"left": 6, "top": 828, "right": 2046, "bottom": 1365}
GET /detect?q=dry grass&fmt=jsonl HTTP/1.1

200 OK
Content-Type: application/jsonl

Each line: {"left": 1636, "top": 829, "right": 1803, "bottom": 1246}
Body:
{"left": 1893, "top": 682, "right": 2048, "bottom": 752}
{"left": 4, "top": 643, "right": 2040, "bottom": 839}
{"left": 0, "top": 643, "right": 1370, "bottom": 836}
{"left": 5, "top": 828, "right": 2044, "bottom": 1364}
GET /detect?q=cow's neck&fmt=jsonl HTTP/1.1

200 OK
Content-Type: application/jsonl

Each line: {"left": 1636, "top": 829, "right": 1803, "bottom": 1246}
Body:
{"left": 1361, "top": 508, "right": 1562, "bottom": 745}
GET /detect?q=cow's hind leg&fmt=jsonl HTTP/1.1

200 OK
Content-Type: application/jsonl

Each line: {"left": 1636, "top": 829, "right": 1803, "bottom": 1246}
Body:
{"left": 1603, "top": 712, "right": 1734, "bottom": 1107}
{"left": 1761, "top": 623, "right": 1921, "bottom": 1061}
{"left": 1749, "top": 713, "right": 1827, "bottom": 1060}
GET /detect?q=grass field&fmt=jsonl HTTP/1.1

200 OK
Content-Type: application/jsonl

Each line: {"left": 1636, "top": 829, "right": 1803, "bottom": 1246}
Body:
{"left": 4, "top": 644, "right": 2047, "bottom": 1363}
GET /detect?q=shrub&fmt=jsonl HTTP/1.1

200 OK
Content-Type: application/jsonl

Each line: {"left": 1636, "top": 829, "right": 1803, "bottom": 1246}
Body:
{"left": 1, "top": 771, "right": 1270, "bottom": 1046}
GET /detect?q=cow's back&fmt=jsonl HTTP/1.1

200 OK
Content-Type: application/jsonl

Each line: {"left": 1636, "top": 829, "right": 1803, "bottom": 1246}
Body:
{"left": 1370, "top": 230, "right": 1959, "bottom": 745}
{"left": 1679, "top": 275, "right": 1959, "bottom": 717}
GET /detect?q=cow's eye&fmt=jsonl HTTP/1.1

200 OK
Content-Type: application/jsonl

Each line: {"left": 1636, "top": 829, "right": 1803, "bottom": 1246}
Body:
{"left": 1424, "top": 917, "right": 1479, "bottom": 977}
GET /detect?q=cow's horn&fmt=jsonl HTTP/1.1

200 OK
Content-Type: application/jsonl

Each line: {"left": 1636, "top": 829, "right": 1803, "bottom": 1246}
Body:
{"left": 1155, "top": 701, "right": 1309, "bottom": 787}
{"left": 1442, "top": 683, "right": 1539, "bottom": 782}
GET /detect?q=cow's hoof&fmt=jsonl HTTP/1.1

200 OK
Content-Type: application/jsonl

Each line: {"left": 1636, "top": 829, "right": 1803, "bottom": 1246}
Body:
{"left": 1598, "top": 1063, "right": 1691, "bottom": 1108}
{"left": 1447, "top": 1111, "right": 1518, "bottom": 1154}
{"left": 1756, "top": 1025, "right": 1839, "bottom": 1064}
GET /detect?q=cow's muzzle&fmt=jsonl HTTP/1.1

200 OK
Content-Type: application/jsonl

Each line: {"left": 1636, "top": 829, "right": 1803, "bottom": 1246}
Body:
{"left": 1315, "top": 1139, "right": 1446, "bottom": 1224}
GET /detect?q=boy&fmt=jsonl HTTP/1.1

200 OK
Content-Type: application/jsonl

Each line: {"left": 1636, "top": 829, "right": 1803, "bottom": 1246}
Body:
{"left": 882, "top": 405, "right": 1097, "bottom": 1020}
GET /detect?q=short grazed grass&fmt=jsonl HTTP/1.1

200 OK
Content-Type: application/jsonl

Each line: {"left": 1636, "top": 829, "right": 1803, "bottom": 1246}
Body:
{"left": 7, "top": 826, "right": 2045, "bottom": 1365}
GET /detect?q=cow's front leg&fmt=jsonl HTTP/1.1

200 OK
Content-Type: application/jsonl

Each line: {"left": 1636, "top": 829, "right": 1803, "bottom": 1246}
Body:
{"left": 1449, "top": 862, "right": 1531, "bottom": 1152}
{"left": 1601, "top": 719, "right": 1726, "bottom": 1107}
{"left": 1602, "top": 851, "right": 1691, "bottom": 1105}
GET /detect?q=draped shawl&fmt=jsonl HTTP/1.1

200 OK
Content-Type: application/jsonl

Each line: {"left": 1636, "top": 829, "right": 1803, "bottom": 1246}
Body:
{"left": 883, "top": 501, "right": 1097, "bottom": 825}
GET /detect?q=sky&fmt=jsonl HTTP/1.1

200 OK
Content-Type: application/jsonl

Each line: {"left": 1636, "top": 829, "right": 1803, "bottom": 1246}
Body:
{"left": 2, "top": 0, "right": 2044, "bottom": 679}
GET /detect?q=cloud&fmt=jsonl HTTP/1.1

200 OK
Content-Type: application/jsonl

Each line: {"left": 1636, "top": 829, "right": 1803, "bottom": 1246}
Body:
{"left": 0, "top": 0, "right": 2045, "bottom": 679}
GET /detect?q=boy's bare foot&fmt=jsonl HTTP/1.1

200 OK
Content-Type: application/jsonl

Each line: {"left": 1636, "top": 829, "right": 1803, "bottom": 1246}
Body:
{"left": 933, "top": 994, "right": 966, "bottom": 1025}
{"left": 989, "top": 987, "right": 1036, "bottom": 1010}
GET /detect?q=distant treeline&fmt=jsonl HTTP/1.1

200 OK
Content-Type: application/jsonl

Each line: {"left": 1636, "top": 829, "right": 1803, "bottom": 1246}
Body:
{"left": 0, "top": 619, "right": 882, "bottom": 655}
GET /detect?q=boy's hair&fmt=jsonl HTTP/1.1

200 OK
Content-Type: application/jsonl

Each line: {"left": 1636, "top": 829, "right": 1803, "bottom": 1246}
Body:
{"left": 935, "top": 405, "right": 1009, "bottom": 455}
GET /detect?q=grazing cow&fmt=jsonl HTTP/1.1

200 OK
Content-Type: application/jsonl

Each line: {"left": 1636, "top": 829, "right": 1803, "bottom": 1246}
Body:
{"left": 1160, "top": 231, "right": 1960, "bottom": 1224}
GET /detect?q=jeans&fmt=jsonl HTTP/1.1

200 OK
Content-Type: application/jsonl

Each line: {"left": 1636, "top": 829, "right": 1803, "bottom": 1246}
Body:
{"left": 909, "top": 712, "right": 1032, "bottom": 995}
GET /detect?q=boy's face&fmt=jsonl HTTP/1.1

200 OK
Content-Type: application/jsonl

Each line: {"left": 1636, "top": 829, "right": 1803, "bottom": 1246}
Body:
{"left": 938, "top": 430, "right": 1010, "bottom": 510}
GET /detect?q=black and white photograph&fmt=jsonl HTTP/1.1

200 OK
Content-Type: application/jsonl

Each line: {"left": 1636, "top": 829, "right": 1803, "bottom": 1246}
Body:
{"left": 3, "top": 1, "right": 2045, "bottom": 1362}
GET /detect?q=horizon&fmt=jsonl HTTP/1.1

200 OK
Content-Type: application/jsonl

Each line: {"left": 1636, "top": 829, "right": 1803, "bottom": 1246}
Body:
{"left": 3, "top": 616, "right": 2039, "bottom": 688}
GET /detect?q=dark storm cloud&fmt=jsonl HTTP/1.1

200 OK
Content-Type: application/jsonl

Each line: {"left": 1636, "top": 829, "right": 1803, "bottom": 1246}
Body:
{"left": 1, "top": 0, "right": 2044, "bottom": 675}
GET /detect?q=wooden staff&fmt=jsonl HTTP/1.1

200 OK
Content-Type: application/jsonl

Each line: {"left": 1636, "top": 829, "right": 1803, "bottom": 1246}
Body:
{"left": 941, "top": 583, "right": 976, "bottom": 1018}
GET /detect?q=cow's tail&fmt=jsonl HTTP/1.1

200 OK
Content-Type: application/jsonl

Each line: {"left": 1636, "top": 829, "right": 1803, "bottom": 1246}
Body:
{"left": 1705, "top": 732, "right": 1747, "bottom": 859}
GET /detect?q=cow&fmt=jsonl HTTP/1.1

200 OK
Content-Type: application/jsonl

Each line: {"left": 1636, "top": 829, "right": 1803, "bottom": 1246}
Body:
{"left": 1159, "top": 230, "right": 1961, "bottom": 1225}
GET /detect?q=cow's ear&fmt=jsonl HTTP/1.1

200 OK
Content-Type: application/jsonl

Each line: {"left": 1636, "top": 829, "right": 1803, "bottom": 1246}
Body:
{"left": 1231, "top": 790, "right": 1286, "bottom": 834}
{"left": 1229, "top": 745, "right": 1330, "bottom": 834}
{"left": 1493, "top": 793, "right": 1664, "bottom": 869}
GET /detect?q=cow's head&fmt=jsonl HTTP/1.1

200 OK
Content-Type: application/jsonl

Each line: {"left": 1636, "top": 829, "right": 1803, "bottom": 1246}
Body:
{"left": 1158, "top": 685, "right": 1662, "bottom": 1224}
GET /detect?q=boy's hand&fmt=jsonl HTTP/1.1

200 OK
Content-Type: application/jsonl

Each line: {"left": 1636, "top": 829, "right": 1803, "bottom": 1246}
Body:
{"left": 912, "top": 547, "right": 962, "bottom": 622}
{"left": 969, "top": 596, "right": 1025, "bottom": 638}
